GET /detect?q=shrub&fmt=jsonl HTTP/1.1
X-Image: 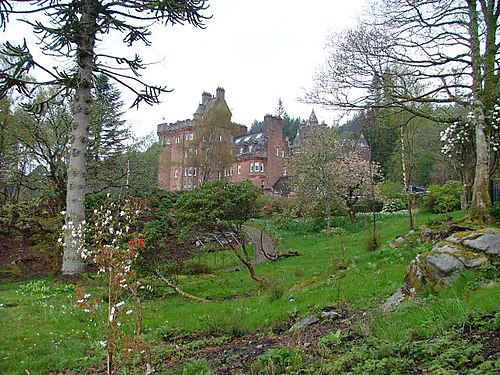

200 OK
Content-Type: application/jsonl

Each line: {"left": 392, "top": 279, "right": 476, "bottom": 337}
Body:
{"left": 492, "top": 202, "right": 500, "bottom": 221}
{"left": 425, "top": 182, "right": 461, "bottom": 213}
{"left": 382, "top": 199, "right": 407, "bottom": 213}
{"left": 379, "top": 181, "right": 407, "bottom": 212}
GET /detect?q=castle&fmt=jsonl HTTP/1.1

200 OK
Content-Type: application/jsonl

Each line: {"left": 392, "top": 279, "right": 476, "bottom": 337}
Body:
{"left": 157, "top": 87, "right": 290, "bottom": 193}
{"left": 157, "top": 87, "right": 371, "bottom": 194}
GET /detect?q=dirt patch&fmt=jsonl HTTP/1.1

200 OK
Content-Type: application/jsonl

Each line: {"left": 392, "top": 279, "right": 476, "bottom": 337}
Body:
{"left": 0, "top": 233, "right": 52, "bottom": 281}
{"left": 163, "top": 307, "right": 358, "bottom": 374}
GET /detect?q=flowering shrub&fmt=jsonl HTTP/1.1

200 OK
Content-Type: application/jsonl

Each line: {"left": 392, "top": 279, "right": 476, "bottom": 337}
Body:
{"left": 440, "top": 102, "right": 499, "bottom": 163}
{"left": 382, "top": 199, "right": 407, "bottom": 213}
{"left": 64, "top": 196, "right": 151, "bottom": 374}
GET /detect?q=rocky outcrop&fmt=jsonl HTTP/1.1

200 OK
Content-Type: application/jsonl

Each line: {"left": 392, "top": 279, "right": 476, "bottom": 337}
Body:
{"left": 383, "top": 228, "right": 499, "bottom": 312}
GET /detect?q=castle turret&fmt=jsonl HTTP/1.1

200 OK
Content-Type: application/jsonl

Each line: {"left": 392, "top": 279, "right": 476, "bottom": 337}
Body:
{"left": 308, "top": 109, "right": 318, "bottom": 126}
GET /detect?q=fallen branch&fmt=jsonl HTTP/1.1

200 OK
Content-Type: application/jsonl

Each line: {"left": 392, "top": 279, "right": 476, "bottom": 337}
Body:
{"left": 154, "top": 269, "right": 211, "bottom": 303}
{"left": 275, "top": 251, "right": 300, "bottom": 258}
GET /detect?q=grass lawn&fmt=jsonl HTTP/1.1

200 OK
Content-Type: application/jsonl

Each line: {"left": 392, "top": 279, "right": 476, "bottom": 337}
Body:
{"left": 0, "top": 210, "right": 498, "bottom": 374}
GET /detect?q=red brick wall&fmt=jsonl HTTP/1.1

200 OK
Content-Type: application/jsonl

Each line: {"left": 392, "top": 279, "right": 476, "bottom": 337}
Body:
{"left": 262, "top": 115, "right": 288, "bottom": 189}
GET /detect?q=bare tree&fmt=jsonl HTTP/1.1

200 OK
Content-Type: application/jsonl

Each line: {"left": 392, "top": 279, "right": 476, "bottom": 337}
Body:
{"left": 0, "top": 0, "right": 209, "bottom": 275}
{"left": 306, "top": 0, "right": 499, "bottom": 223}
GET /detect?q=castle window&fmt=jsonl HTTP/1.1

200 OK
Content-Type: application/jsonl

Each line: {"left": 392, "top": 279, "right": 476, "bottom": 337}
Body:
{"left": 283, "top": 167, "right": 288, "bottom": 176}
{"left": 276, "top": 147, "right": 279, "bottom": 156}
{"left": 218, "top": 134, "right": 223, "bottom": 142}
{"left": 250, "top": 163, "right": 254, "bottom": 172}
{"left": 281, "top": 150, "right": 285, "bottom": 157}
{"left": 165, "top": 137, "right": 171, "bottom": 145}
{"left": 189, "top": 133, "right": 194, "bottom": 140}
{"left": 193, "top": 167, "right": 197, "bottom": 177}
{"left": 237, "top": 164, "right": 242, "bottom": 174}
{"left": 184, "top": 168, "right": 188, "bottom": 177}
{"left": 175, "top": 136, "right": 180, "bottom": 144}
{"left": 253, "top": 162, "right": 264, "bottom": 173}
{"left": 174, "top": 169, "right": 179, "bottom": 179}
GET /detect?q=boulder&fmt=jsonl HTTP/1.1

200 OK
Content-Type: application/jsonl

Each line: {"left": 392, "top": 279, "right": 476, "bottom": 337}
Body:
{"left": 425, "top": 253, "right": 464, "bottom": 287}
{"left": 463, "top": 234, "right": 500, "bottom": 264}
{"left": 383, "top": 228, "right": 497, "bottom": 312}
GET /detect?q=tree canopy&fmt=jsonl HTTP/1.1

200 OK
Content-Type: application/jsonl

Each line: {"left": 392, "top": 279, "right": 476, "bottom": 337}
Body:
{"left": 0, "top": 0, "right": 210, "bottom": 275}
{"left": 306, "top": 0, "right": 499, "bottom": 222}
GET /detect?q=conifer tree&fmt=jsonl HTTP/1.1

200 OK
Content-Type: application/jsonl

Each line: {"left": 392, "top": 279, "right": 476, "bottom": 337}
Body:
{"left": 0, "top": 0, "right": 209, "bottom": 275}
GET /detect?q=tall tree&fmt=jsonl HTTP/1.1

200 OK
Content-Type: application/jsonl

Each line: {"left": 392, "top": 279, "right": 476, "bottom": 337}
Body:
{"left": 0, "top": 94, "right": 20, "bottom": 202}
{"left": 0, "top": 0, "right": 209, "bottom": 275}
{"left": 188, "top": 103, "right": 238, "bottom": 185}
{"left": 306, "top": 0, "right": 499, "bottom": 223}
{"left": 126, "top": 133, "right": 159, "bottom": 197}
{"left": 175, "top": 180, "right": 267, "bottom": 285}
{"left": 331, "top": 142, "right": 382, "bottom": 223}
{"left": 87, "top": 74, "right": 131, "bottom": 194}
{"left": 14, "top": 88, "right": 72, "bottom": 209}
{"left": 290, "top": 126, "right": 340, "bottom": 230}
{"left": 89, "top": 74, "right": 129, "bottom": 161}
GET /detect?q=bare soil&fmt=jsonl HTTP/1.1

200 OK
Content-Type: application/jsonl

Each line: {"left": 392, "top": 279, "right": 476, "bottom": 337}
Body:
{"left": 0, "top": 233, "right": 52, "bottom": 281}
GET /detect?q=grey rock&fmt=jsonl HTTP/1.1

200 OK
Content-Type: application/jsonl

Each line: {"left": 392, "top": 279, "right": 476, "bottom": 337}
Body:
{"left": 289, "top": 316, "right": 320, "bottom": 331}
{"left": 484, "top": 228, "right": 500, "bottom": 235}
{"left": 382, "top": 289, "right": 407, "bottom": 313}
{"left": 458, "top": 255, "right": 489, "bottom": 268}
{"left": 404, "top": 254, "right": 425, "bottom": 293}
{"left": 426, "top": 253, "right": 464, "bottom": 286}
{"left": 464, "top": 234, "right": 500, "bottom": 255}
{"left": 426, "top": 253, "right": 464, "bottom": 275}
{"left": 321, "top": 311, "right": 342, "bottom": 319}
{"left": 433, "top": 243, "right": 461, "bottom": 254}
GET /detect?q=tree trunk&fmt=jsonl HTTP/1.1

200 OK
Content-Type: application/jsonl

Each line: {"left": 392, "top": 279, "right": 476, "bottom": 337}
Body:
{"left": 467, "top": 0, "right": 492, "bottom": 223}
{"left": 401, "top": 125, "right": 415, "bottom": 229}
{"left": 62, "top": 0, "right": 97, "bottom": 275}
{"left": 470, "top": 104, "right": 492, "bottom": 222}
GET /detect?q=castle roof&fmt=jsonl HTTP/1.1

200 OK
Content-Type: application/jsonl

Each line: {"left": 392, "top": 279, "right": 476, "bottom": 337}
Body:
{"left": 308, "top": 109, "right": 318, "bottom": 126}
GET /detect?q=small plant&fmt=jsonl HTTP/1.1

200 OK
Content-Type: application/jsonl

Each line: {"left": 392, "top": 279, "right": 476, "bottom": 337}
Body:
{"left": 364, "top": 227, "right": 380, "bottom": 251}
{"left": 249, "top": 347, "right": 305, "bottom": 375}
{"left": 66, "top": 196, "right": 152, "bottom": 375}
{"left": 198, "top": 306, "right": 250, "bottom": 337}
{"left": 17, "top": 280, "right": 75, "bottom": 297}
{"left": 318, "top": 329, "right": 346, "bottom": 356}
{"left": 181, "top": 359, "right": 215, "bottom": 375}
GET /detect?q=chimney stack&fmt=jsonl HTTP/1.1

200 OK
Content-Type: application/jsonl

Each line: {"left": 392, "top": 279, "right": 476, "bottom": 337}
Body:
{"left": 202, "top": 91, "right": 212, "bottom": 104}
{"left": 216, "top": 87, "right": 225, "bottom": 101}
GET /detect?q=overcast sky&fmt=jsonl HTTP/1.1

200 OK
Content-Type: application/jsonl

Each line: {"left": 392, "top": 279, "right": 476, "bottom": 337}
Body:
{"left": 2, "top": 0, "right": 366, "bottom": 137}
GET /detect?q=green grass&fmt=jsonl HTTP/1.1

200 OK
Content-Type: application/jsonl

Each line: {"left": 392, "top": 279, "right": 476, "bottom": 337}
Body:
{"left": 0, "top": 210, "right": 498, "bottom": 374}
